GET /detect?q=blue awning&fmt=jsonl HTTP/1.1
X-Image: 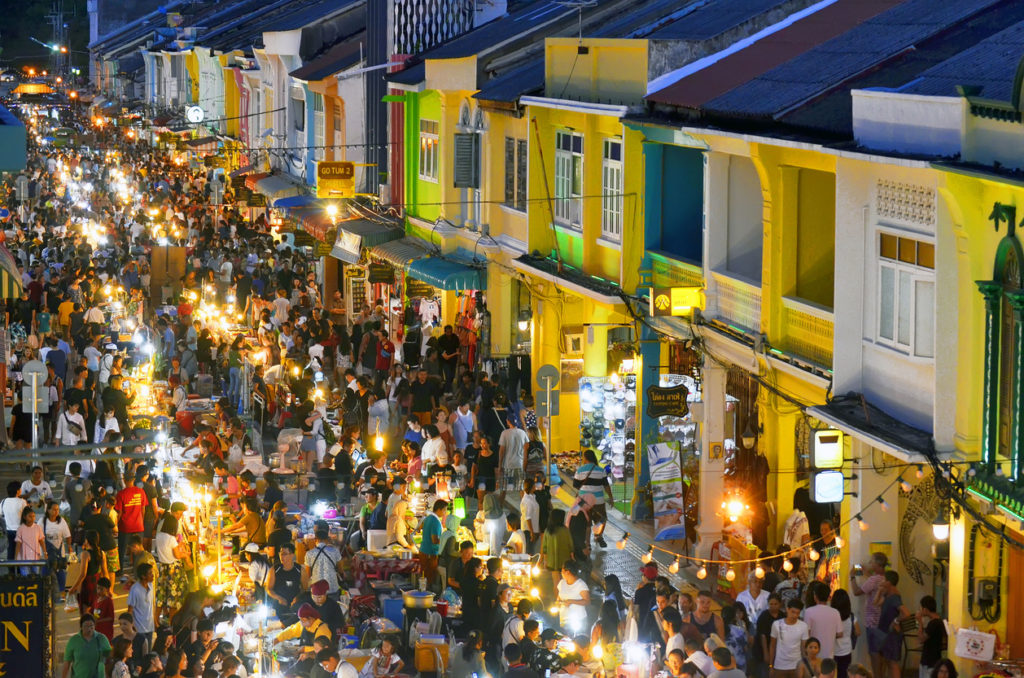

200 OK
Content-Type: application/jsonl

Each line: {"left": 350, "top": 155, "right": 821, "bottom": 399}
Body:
{"left": 405, "top": 256, "right": 485, "bottom": 291}
{"left": 273, "top": 194, "right": 319, "bottom": 209}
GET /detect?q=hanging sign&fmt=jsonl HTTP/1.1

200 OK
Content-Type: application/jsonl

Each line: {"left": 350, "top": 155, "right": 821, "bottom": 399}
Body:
{"left": 650, "top": 287, "right": 703, "bottom": 316}
{"left": 316, "top": 161, "right": 355, "bottom": 199}
{"left": 233, "top": 186, "right": 251, "bottom": 204}
{"left": 314, "top": 241, "right": 332, "bottom": 257}
{"left": 646, "top": 383, "right": 690, "bottom": 418}
{"left": 406, "top": 279, "right": 435, "bottom": 299}
{"left": 368, "top": 263, "right": 395, "bottom": 284}
{"left": 646, "top": 442, "right": 687, "bottom": 541}
{"left": 0, "top": 573, "right": 50, "bottom": 678}
{"left": 247, "top": 193, "right": 266, "bottom": 207}
{"left": 231, "top": 175, "right": 246, "bottom": 189}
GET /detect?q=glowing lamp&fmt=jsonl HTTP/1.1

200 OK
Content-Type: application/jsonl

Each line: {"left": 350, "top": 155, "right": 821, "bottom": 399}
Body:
{"left": 696, "top": 566, "right": 707, "bottom": 580}
{"left": 857, "top": 514, "right": 869, "bottom": 531}
{"left": 668, "top": 557, "right": 680, "bottom": 574}
{"left": 202, "top": 565, "right": 215, "bottom": 578}
{"left": 932, "top": 512, "right": 949, "bottom": 541}
{"left": 374, "top": 434, "right": 384, "bottom": 452}
{"left": 641, "top": 547, "right": 653, "bottom": 564}
{"left": 754, "top": 564, "right": 765, "bottom": 579}
{"left": 725, "top": 568, "right": 736, "bottom": 582}
{"left": 809, "top": 548, "right": 820, "bottom": 561}
{"left": 616, "top": 532, "right": 630, "bottom": 550}
{"left": 782, "top": 559, "right": 793, "bottom": 572}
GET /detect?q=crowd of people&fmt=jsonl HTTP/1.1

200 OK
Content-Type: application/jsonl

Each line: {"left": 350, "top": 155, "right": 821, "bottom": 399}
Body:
{"left": 0, "top": 101, "right": 954, "bottom": 678}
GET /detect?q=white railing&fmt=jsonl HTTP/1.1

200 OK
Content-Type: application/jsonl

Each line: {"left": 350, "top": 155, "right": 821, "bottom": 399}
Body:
{"left": 711, "top": 271, "right": 762, "bottom": 333}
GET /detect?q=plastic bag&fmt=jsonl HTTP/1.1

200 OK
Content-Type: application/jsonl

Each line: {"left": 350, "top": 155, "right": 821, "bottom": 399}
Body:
{"left": 64, "top": 593, "right": 78, "bottom": 612}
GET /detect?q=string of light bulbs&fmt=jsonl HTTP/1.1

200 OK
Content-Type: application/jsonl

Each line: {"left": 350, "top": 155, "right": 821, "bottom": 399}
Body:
{"left": 611, "top": 470, "right": 910, "bottom": 582}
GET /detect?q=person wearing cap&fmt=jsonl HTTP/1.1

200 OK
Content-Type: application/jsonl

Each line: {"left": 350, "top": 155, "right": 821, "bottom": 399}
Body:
{"left": 530, "top": 628, "right": 564, "bottom": 676}
{"left": 553, "top": 652, "right": 584, "bottom": 677}
{"left": 290, "top": 578, "right": 346, "bottom": 640}
{"left": 502, "top": 598, "right": 534, "bottom": 651}
{"left": 275, "top": 603, "right": 332, "bottom": 673}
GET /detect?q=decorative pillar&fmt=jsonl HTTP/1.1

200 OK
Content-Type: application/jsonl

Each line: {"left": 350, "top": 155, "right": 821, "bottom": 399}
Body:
{"left": 697, "top": 360, "right": 726, "bottom": 557}
{"left": 977, "top": 280, "right": 1002, "bottom": 473}
{"left": 1007, "top": 290, "right": 1024, "bottom": 481}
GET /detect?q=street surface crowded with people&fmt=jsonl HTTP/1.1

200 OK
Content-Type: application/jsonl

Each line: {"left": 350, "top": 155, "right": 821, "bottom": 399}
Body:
{"left": 0, "top": 100, "right": 951, "bottom": 678}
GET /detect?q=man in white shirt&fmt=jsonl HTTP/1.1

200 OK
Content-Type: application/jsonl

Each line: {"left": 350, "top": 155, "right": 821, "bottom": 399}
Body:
{"left": 519, "top": 479, "right": 541, "bottom": 550}
{"left": 684, "top": 639, "right": 715, "bottom": 677}
{"left": 55, "top": 400, "right": 87, "bottom": 446}
{"left": 2, "top": 482, "right": 27, "bottom": 560}
{"left": 127, "top": 562, "right": 157, "bottom": 643}
{"left": 498, "top": 417, "right": 528, "bottom": 501}
{"left": 421, "top": 425, "right": 445, "bottom": 470}
{"left": 803, "top": 581, "right": 842, "bottom": 659}
{"left": 20, "top": 466, "right": 53, "bottom": 511}
{"left": 451, "top": 401, "right": 474, "bottom": 452}
{"left": 736, "top": 572, "right": 770, "bottom": 624}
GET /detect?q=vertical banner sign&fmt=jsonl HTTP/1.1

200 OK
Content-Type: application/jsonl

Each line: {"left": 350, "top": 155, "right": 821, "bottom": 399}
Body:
{"left": 0, "top": 573, "right": 49, "bottom": 678}
{"left": 646, "top": 442, "right": 687, "bottom": 541}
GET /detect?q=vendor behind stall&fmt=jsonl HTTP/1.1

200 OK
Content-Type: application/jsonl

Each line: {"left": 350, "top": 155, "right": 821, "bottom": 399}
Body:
{"left": 275, "top": 603, "right": 332, "bottom": 675}
{"left": 291, "top": 579, "right": 345, "bottom": 641}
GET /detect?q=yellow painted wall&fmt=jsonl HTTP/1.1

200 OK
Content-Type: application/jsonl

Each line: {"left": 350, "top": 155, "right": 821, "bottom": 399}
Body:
{"left": 185, "top": 51, "right": 199, "bottom": 104}
{"left": 544, "top": 38, "right": 649, "bottom": 105}
{"left": 223, "top": 67, "right": 240, "bottom": 138}
{"left": 795, "top": 168, "right": 836, "bottom": 308}
{"left": 525, "top": 103, "right": 627, "bottom": 282}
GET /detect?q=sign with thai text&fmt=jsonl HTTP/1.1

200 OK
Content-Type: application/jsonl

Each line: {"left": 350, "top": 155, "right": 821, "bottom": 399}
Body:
{"left": 646, "top": 383, "right": 690, "bottom": 418}
{"left": 0, "top": 574, "right": 48, "bottom": 678}
{"left": 368, "top": 263, "right": 394, "bottom": 284}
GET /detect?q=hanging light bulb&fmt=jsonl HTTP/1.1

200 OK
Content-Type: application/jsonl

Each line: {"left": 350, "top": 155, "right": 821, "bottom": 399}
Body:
{"left": 725, "top": 568, "right": 736, "bottom": 582}
{"left": 809, "top": 548, "right": 820, "bottom": 561}
{"left": 616, "top": 532, "right": 630, "bottom": 550}
{"left": 531, "top": 565, "right": 540, "bottom": 576}
{"left": 878, "top": 496, "right": 890, "bottom": 512}
{"left": 932, "top": 511, "right": 950, "bottom": 541}
{"left": 669, "top": 557, "right": 680, "bottom": 574}
{"left": 857, "top": 514, "right": 869, "bottom": 531}
{"left": 916, "top": 464, "right": 924, "bottom": 479}
{"left": 641, "top": 547, "right": 653, "bottom": 564}
{"left": 741, "top": 421, "right": 757, "bottom": 449}
{"left": 696, "top": 566, "right": 707, "bottom": 579}
{"left": 593, "top": 642, "right": 604, "bottom": 660}
{"left": 899, "top": 476, "right": 912, "bottom": 493}
{"left": 782, "top": 559, "right": 794, "bottom": 572}
{"left": 754, "top": 563, "right": 765, "bottom": 579}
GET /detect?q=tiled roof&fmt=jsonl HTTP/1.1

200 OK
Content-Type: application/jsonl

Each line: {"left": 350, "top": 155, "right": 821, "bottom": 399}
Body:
{"left": 898, "top": 17, "right": 1024, "bottom": 102}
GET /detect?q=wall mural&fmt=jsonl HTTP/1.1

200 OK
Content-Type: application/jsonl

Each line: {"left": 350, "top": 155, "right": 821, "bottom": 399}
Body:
{"left": 900, "top": 472, "right": 941, "bottom": 585}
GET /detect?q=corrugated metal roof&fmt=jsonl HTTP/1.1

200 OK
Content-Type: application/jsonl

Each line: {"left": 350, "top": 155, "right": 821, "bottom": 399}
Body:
{"left": 473, "top": 60, "right": 545, "bottom": 103}
{"left": 290, "top": 35, "right": 365, "bottom": 81}
{"left": 648, "top": 0, "right": 792, "bottom": 40}
{"left": 647, "top": 0, "right": 904, "bottom": 108}
{"left": 702, "top": 0, "right": 1004, "bottom": 118}
{"left": 899, "top": 17, "right": 1024, "bottom": 101}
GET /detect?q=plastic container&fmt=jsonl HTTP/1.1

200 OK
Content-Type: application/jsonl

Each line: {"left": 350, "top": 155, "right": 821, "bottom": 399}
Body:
{"left": 414, "top": 642, "right": 449, "bottom": 673}
{"left": 381, "top": 595, "right": 404, "bottom": 630}
{"left": 366, "top": 530, "right": 388, "bottom": 552}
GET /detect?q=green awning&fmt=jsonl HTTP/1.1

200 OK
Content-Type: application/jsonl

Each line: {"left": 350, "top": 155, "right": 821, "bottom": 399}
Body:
{"left": 405, "top": 256, "right": 485, "bottom": 291}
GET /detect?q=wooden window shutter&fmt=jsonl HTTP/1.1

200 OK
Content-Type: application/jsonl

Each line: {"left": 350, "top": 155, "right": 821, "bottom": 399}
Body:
{"left": 504, "top": 137, "right": 515, "bottom": 205}
{"left": 454, "top": 133, "right": 480, "bottom": 188}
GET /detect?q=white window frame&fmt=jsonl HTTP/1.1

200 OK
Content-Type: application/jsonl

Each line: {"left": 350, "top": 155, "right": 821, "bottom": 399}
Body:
{"left": 554, "top": 130, "right": 583, "bottom": 229}
{"left": 601, "top": 138, "right": 623, "bottom": 242}
{"left": 419, "top": 119, "right": 439, "bottom": 182}
{"left": 876, "top": 230, "right": 935, "bottom": 359}
{"left": 313, "top": 94, "right": 325, "bottom": 161}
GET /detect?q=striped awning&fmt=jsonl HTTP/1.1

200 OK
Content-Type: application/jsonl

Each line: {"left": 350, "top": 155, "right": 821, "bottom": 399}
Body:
{"left": 0, "top": 245, "right": 23, "bottom": 299}
{"left": 185, "top": 136, "right": 218, "bottom": 154}
{"left": 368, "top": 236, "right": 432, "bottom": 268}
{"left": 245, "top": 172, "right": 270, "bottom": 190}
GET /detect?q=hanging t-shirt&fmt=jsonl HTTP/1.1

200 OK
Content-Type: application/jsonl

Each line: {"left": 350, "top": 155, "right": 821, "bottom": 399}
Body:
{"left": 419, "top": 299, "right": 440, "bottom": 325}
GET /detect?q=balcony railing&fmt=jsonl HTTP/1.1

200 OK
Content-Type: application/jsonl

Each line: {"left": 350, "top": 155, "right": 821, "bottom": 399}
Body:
{"left": 780, "top": 296, "right": 834, "bottom": 369}
{"left": 711, "top": 272, "right": 761, "bottom": 333}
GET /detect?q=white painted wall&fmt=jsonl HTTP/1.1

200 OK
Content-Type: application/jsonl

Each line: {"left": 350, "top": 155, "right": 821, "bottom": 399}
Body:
{"left": 833, "top": 158, "right": 938, "bottom": 433}
{"left": 965, "top": 115, "right": 1024, "bottom": 172}
{"left": 337, "top": 66, "right": 367, "bottom": 183}
{"left": 852, "top": 90, "right": 965, "bottom": 157}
